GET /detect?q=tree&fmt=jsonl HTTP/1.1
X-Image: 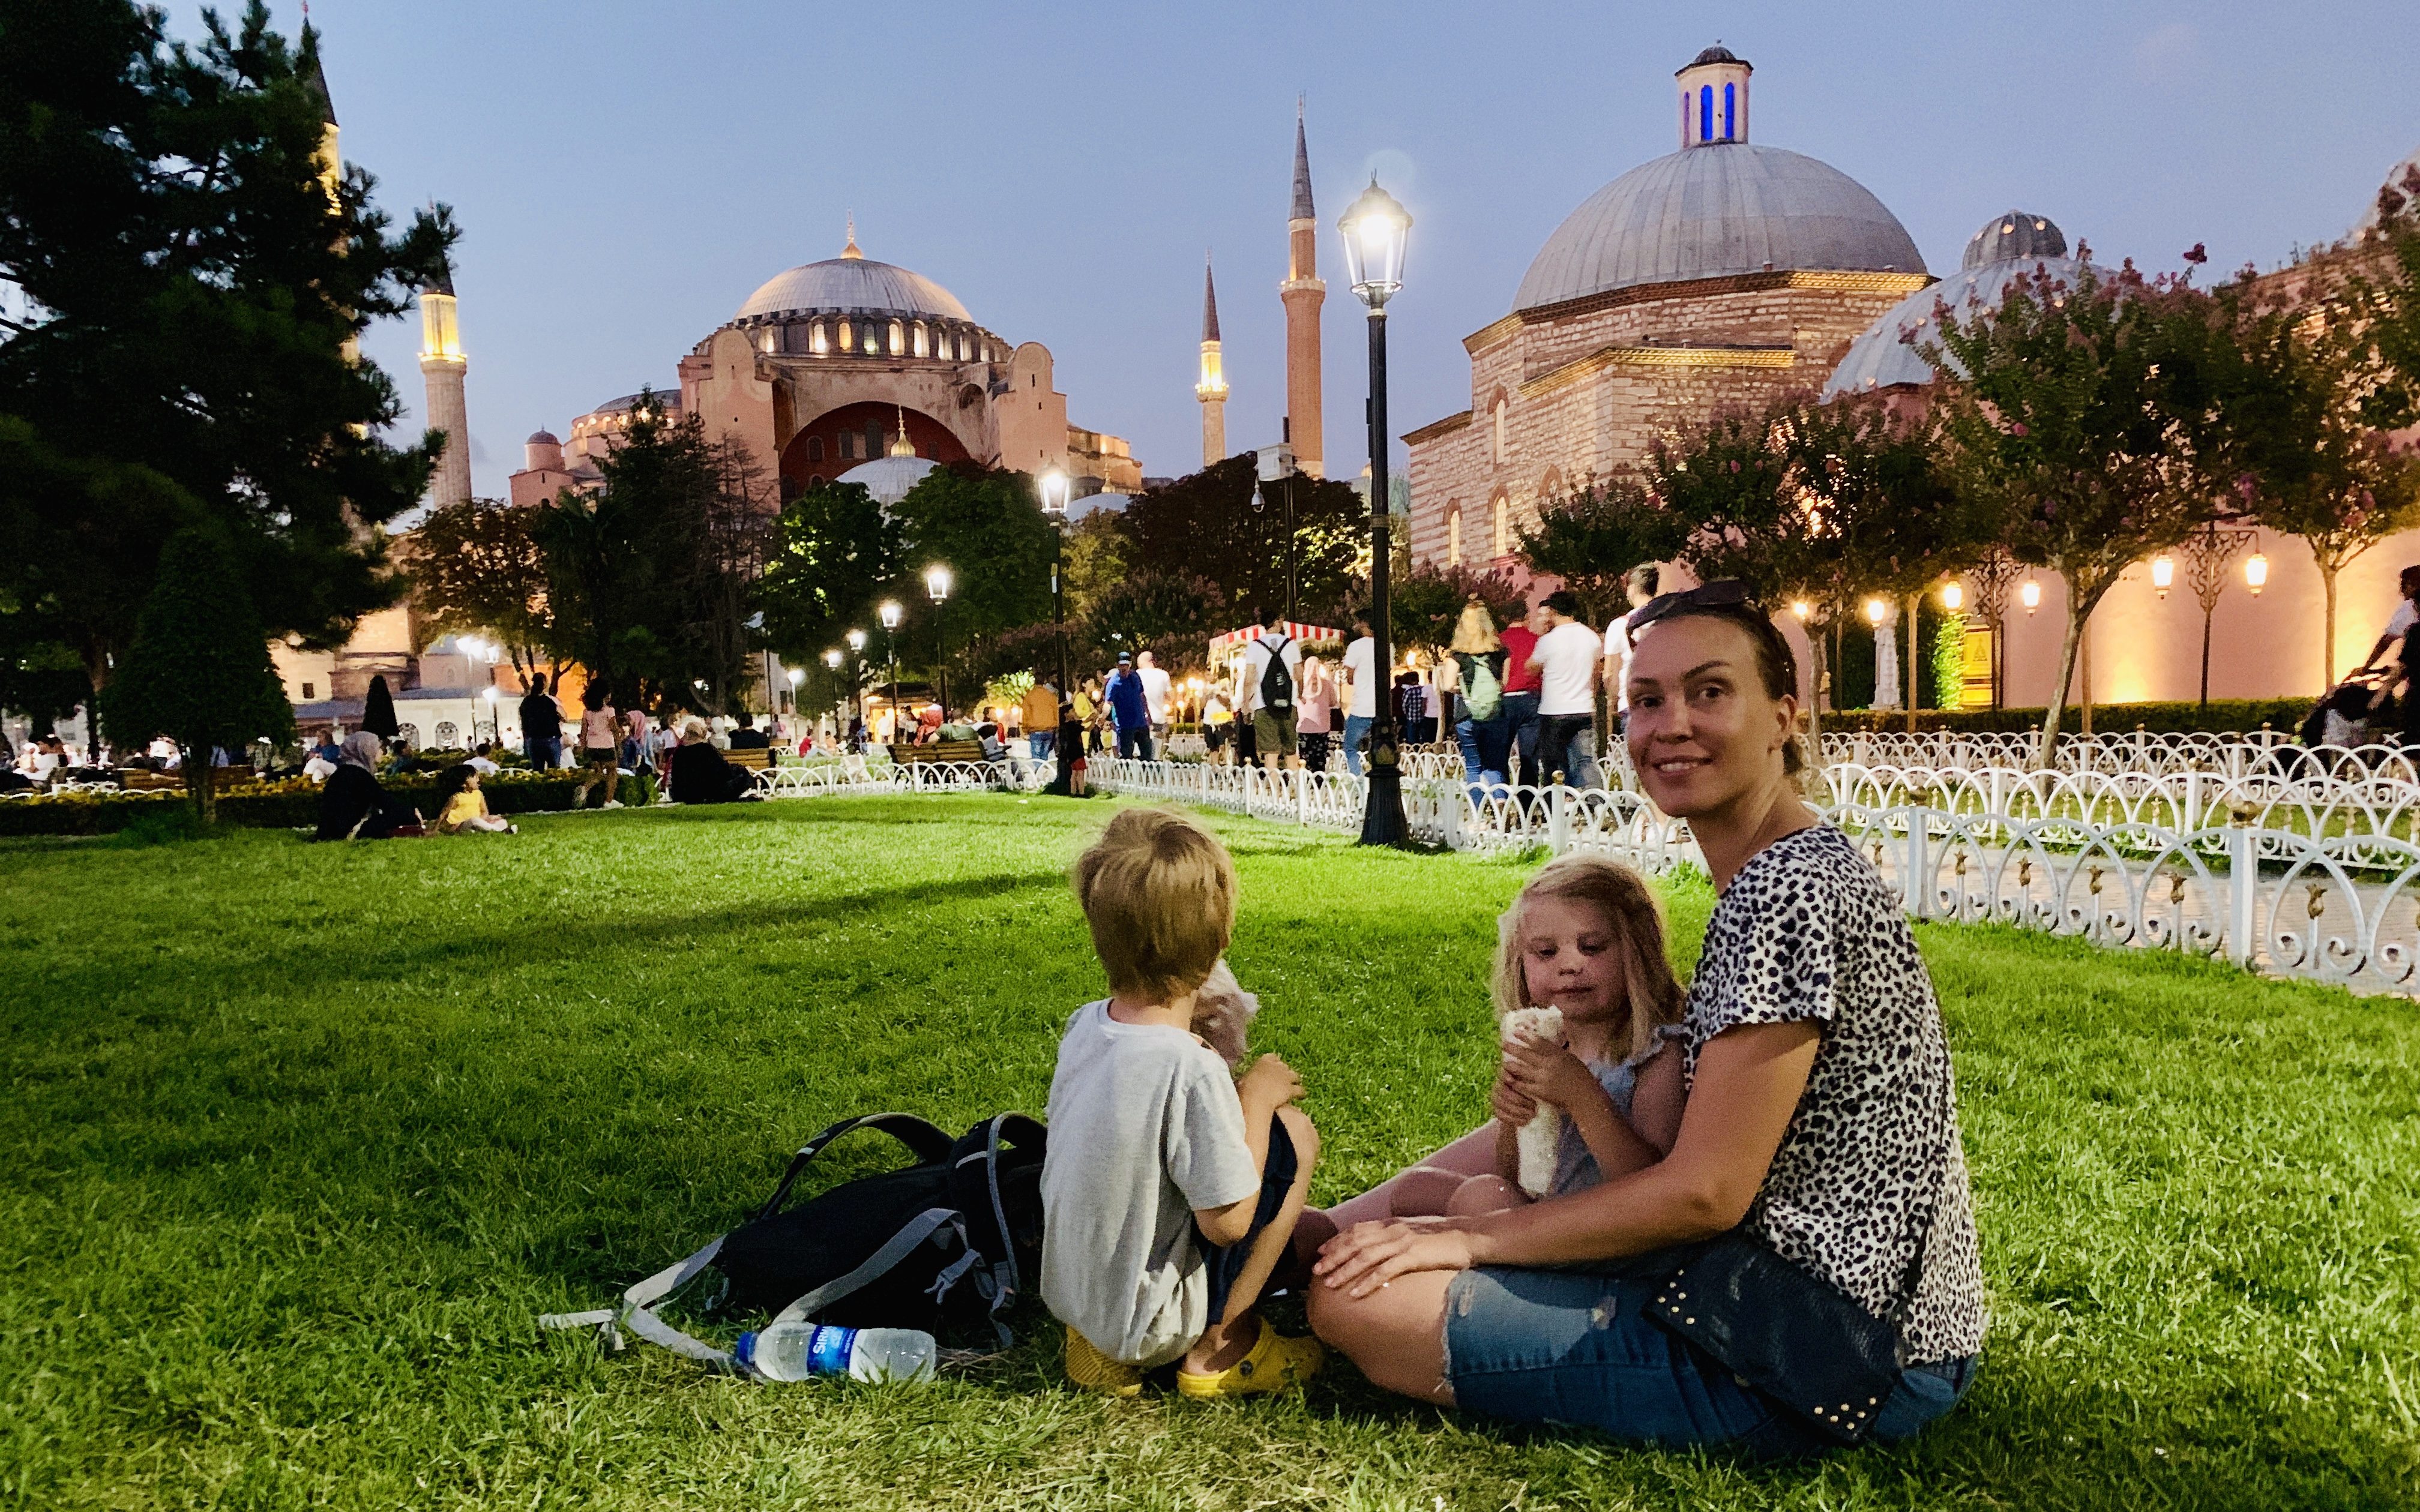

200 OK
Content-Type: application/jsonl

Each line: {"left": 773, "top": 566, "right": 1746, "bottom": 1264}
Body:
{"left": 537, "top": 395, "right": 774, "bottom": 713}
{"left": 2214, "top": 264, "right": 2420, "bottom": 685}
{"left": 1082, "top": 568, "right": 1225, "bottom": 674}
{"left": 889, "top": 466, "right": 1057, "bottom": 696}
{"left": 1519, "top": 479, "right": 1691, "bottom": 626}
{"left": 1123, "top": 456, "right": 1366, "bottom": 622}
{"left": 1389, "top": 562, "right": 1526, "bottom": 660}
{"left": 101, "top": 527, "right": 293, "bottom": 823}
{"left": 407, "top": 499, "right": 555, "bottom": 677}
{"left": 1928, "top": 260, "right": 2224, "bottom": 765}
{"left": 1061, "top": 509, "right": 1131, "bottom": 622}
{"left": 757, "top": 480, "right": 901, "bottom": 671}
{"left": 0, "top": 1, "right": 454, "bottom": 709}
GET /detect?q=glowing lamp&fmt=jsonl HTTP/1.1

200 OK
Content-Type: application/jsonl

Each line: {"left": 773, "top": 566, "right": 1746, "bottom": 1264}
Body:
{"left": 846, "top": 628, "right": 867, "bottom": 653}
{"left": 2245, "top": 553, "right": 2269, "bottom": 595}
{"left": 1790, "top": 599, "right": 1811, "bottom": 620}
{"left": 1940, "top": 581, "right": 1964, "bottom": 613}
{"left": 786, "top": 667, "right": 804, "bottom": 688}
{"left": 924, "top": 565, "right": 953, "bottom": 603}
{"left": 823, "top": 649, "right": 842, "bottom": 670}
{"left": 1864, "top": 598, "right": 1886, "bottom": 626}
{"left": 2151, "top": 555, "right": 2175, "bottom": 599}
{"left": 2020, "top": 580, "right": 2042, "bottom": 615}
{"left": 1337, "top": 177, "right": 1412, "bottom": 310}
{"left": 879, "top": 600, "right": 903, "bottom": 631}
{"left": 1038, "top": 469, "right": 1070, "bottom": 520}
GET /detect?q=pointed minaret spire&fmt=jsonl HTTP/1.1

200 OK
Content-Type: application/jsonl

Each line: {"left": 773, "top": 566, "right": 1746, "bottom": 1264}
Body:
{"left": 1197, "top": 251, "right": 1229, "bottom": 467}
{"left": 889, "top": 405, "right": 916, "bottom": 457}
{"left": 841, "top": 211, "right": 862, "bottom": 260}
{"left": 1281, "top": 97, "right": 1326, "bottom": 478}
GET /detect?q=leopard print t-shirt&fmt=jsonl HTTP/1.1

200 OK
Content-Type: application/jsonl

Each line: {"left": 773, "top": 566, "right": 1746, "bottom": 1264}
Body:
{"left": 1681, "top": 824, "right": 1987, "bottom": 1364}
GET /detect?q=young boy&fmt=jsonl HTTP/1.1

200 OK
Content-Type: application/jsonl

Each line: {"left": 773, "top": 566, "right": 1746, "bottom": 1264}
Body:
{"left": 1041, "top": 807, "right": 1323, "bottom": 1397}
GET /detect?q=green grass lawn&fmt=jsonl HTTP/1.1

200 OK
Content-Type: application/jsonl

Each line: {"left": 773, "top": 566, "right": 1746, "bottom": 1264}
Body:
{"left": 2, "top": 796, "right": 2416, "bottom": 1510}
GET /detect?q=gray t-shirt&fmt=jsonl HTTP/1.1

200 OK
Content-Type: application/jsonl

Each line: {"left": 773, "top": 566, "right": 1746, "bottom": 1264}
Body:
{"left": 1040, "top": 1000, "right": 1262, "bottom": 1366}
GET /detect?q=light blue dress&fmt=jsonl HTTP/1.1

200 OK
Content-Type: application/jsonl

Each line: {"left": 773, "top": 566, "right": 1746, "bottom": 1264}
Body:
{"left": 1549, "top": 1039, "right": 1672, "bottom": 1196}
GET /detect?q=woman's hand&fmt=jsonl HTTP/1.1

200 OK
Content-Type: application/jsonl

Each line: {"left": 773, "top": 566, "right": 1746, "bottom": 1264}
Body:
{"left": 1314, "top": 1219, "right": 1481, "bottom": 1298}
{"left": 1503, "top": 1031, "right": 1600, "bottom": 1117}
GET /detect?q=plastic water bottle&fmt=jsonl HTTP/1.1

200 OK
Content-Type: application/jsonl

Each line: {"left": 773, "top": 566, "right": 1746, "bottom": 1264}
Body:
{"left": 735, "top": 1322, "right": 937, "bottom": 1384}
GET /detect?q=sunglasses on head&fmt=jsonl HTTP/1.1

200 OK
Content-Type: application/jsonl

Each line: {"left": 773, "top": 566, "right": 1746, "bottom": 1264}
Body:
{"left": 1625, "top": 579, "right": 1757, "bottom": 643}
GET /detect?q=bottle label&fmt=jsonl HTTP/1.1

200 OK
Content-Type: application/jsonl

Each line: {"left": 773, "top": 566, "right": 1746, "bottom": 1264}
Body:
{"left": 807, "top": 1324, "right": 856, "bottom": 1378}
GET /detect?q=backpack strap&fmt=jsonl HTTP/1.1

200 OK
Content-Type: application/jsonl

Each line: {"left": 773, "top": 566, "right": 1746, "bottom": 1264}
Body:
{"left": 950, "top": 1114, "right": 1046, "bottom": 1349}
{"left": 539, "top": 1232, "right": 738, "bottom": 1370}
{"left": 769, "top": 1207, "right": 973, "bottom": 1327}
{"left": 755, "top": 1112, "right": 956, "bottom": 1220}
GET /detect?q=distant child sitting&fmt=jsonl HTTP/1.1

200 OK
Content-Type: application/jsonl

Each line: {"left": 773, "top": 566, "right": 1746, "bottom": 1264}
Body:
{"left": 1377, "top": 854, "right": 1685, "bottom": 1223}
{"left": 431, "top": 763, "right": 517, "bottom": 835}
{"left": 1041, "top": 807, "right": 1323, "bottom": 1397}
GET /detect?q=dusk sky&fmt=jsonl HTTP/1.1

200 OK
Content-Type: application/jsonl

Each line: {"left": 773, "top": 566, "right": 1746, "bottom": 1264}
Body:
{"left": 190, "top": 1, "right": 2418, "bottom": 502}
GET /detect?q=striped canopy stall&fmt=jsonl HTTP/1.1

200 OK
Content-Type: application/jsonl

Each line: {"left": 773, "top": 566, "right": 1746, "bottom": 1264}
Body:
{"left": 1208, "top": 621, "right": 1345, "bottom": 672}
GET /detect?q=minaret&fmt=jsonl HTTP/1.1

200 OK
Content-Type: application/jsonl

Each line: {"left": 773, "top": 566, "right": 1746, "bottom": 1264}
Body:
{"left": 1196, "top": 253, "right": 1229, "bottom": 467}
{"left": 1280, "top": 99, "right": 1325, "bottom": 478}
{"left": 417, "top": 255, "right": 471, "bottom": 508}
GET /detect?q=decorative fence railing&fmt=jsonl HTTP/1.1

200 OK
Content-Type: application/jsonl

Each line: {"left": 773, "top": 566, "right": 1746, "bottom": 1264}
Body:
{"left": 1808, "top": 728, "right": 2420, "bottom": 782}
{"left": 745, "top": 753, "right": 2420, "bottom": 995}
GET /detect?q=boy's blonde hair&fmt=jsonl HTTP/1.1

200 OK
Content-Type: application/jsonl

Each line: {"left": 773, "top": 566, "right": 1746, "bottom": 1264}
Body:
{"left": 1074, "top": 807, "right": 1237, "bottom": 1005}
{"left": 1491, "top": 854, "right": 1684, "bottom": 1060}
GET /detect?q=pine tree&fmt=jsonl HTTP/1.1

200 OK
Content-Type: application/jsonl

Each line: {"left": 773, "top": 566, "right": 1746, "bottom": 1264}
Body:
{"left": 103, "top": 528, "right": 295, "bottom": 823}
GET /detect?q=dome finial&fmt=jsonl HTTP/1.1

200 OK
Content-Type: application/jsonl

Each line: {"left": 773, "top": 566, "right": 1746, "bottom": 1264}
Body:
{"left": 842, "top": 212, "right": 862, "bottom": 260}
{"left": 889, "top": 407, "right": 915, "bottom": 458}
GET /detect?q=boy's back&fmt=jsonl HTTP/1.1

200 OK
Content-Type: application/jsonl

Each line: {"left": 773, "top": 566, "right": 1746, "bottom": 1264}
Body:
{"left": 1041, "top": 1000, "right": 1259, "bottom": 1367}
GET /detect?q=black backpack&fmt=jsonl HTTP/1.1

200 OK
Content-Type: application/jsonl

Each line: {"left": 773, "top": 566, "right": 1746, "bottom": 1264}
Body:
{"left": 1259, "top": 634, "right": 1295, "bottom": 713}
{"left": 543, "top": 1112, "right": 1046, "bottom": 1370}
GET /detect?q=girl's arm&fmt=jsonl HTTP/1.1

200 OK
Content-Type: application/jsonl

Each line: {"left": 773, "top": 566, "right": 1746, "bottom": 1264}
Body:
{"left": 1625, "top": 1043, "right": 1686, "bottom": 1157}
{"left": 1502, "top": 1033, "right": 1659, "bottom": 1183}
{"left": 1317, "top": 1021, "right": 1819, "bottom": 1294}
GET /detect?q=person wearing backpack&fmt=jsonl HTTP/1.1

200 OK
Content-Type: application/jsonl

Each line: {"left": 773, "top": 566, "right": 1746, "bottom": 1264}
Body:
{"left": 1044, "top": 808, "right": 1324, "bottom": 1398}
{"left": 1239, "top": 607, "right": 1303, "bottom": 772}
{"left": 1448, "top": 599, "right": 1511, "bottom": 794}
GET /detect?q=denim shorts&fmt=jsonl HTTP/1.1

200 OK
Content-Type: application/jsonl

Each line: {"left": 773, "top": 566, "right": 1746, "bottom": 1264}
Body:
{"left": 1192, "top": 1114, "right": 1299, "bottom": 1325}
{"left": 1444, "top": 1266, "right": 1976, "bottom": 1459}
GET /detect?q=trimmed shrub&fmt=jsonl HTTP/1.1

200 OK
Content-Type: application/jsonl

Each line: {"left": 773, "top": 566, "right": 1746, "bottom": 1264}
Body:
{"left": 0, "top": 772, "right": 594, "bottom": 838}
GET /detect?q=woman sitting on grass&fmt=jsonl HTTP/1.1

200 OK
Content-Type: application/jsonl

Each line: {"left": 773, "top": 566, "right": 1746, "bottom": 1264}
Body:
{"left": 667, "top": 718, "right": 755, "bottom": 805}
{"left": 313, "top": 733, "right": 416, "bottom": 841}
{"left": 430, "top": 763, "right": 517, "bottom": 835}
{"left": 1307, "top": 583, "right": 1985, "bottom": 1458}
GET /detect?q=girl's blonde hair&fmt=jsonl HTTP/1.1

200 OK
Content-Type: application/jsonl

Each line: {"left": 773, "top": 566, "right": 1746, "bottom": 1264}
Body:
{"left": 1491, "top": 854, "right": 1684, "bottom": 1060}
{"left": 1449, "top": 599, "right": 1501, "bottom": 655}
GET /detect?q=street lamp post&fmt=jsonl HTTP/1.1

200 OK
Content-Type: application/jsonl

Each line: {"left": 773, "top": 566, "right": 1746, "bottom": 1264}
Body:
{"left": 822, "top": 647, "right": 844, "bottom": 743}
{"left": 846, "top": 628, "right": 868, "bottom": 739}
{"left": 879, "top": 599, "right": 903, "bottom": 744}
{"left": 1037, "top": 470, "right": 1075, "bottom": 794}
{"left": 2181, "top": 520, "right": 2259, "bottom": 709}
{"left": 1252, "top": 446, "right": 1298, "bottom": 622}
{"left": 924, "top": 565, "right": 954, "bottom": 724}
{"left": 1339, "top": 176, "right": 1412, "bottom": 847}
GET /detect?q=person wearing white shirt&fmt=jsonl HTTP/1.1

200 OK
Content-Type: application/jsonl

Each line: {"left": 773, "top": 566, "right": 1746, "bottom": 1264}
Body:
{"left": 1600, "top": 565, "right": 1661, "bottom": 717}
{"left": 1238, "top": 610, "right": 1304, "bottom": 770}
{"left": 1527, "top": 590, "right": 1601, "bottom": 787}
{"left": 1137, "top": 651, "right": 1173, "bottom": 751}
{"left": 1339, "top": 614, "right": 1378, "bottom": 776}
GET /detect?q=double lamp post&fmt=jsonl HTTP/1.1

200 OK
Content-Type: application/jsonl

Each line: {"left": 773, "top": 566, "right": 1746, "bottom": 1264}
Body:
{"left": 1339, "top": 176, "right": 1413, "bottom": 848}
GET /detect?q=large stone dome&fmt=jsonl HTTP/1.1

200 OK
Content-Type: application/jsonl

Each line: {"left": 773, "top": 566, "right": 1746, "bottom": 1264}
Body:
{"left": 733, "top": 254, "right": 972, "bottom": 324}
{"left": 1512, "top": 142, "right": 1925, "bottom": 311}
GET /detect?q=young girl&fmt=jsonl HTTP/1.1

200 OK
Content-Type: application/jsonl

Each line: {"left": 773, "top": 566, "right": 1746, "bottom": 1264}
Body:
{"left": 1385, "top": 854, "right": 1686, "bottom": 1220}
{"left": 431, "top": 763, "right": 517, "bottom": 835}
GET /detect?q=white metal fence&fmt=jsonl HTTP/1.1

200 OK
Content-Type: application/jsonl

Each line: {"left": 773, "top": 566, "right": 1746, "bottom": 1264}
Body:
{"left": 748, "top": 751, "right": 2420, "bottom": 995}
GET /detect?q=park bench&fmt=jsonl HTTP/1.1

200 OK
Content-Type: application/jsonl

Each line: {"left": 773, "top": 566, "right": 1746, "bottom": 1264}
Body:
{"left": 724, "top": 746, "right": 774, "bottom": 772}
{"left": 888, "top": 739, "right": 989, "bottom": 768}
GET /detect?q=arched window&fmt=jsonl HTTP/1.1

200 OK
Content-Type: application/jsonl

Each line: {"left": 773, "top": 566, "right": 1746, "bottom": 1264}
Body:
{"left": 1699, "top": 85, "right": 1713, "bottom": 145}
{"left": 1723, "top": 82, "right": 1736, "bottom": 140}
{"left": 838, "top": 319, "right": 853, "bottom": 352}
{"left": 1491, "top": 398, "right": 1509, "bottom": 463}
{"left": 1491, "top": 495, "right": 1510, "bottom": 558}
{"left": 808, "top": 475, "right": 824, "bottom": 488}
{"left": 889, "top": 320, "right": 904, "bottom": 354}
{"left": 838, "top": 429, "right": 856, "bottom": 460}
{"left": 1446, "top": 506, "right": 1463, "bottom": 566}
{"left": 805, "top": 435, "right": 823, "bottom": 462}
{"left": 913, "top": 323, "right": 928, "bottom": 358}
{"left": 435, "top": 721, "right": 459, "bottom": 748}
{"left": 810, "top": 322, "right": 829, "bottom": 355}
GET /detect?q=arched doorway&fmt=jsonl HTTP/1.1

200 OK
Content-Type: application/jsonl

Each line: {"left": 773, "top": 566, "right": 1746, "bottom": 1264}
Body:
{"left": 780, "top": 403, "right": 970, "bottom": 497}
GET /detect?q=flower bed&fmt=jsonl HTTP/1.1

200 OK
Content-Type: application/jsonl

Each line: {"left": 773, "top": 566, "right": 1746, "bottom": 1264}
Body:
{"left": 0, "top": 771, "right": 594, "bottom": 838}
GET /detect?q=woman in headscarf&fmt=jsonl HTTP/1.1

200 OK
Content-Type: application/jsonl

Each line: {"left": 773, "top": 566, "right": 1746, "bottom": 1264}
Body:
{"left": 667, "top": 717, "right": 752, "bottom": 805}
{"left": 315, "top": 732, "right": 414, "bottom": 841}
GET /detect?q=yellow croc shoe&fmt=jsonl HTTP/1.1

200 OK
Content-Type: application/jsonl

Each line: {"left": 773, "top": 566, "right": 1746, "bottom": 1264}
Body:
{"left": 1175, "top": 1323, "right": 1323, "bottom": 1399}
{"left": 1063, "top": 1326, "right": 1142, "bottom": 1397}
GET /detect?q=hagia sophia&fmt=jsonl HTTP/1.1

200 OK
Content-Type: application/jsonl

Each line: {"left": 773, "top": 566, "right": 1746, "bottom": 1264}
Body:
{"left": 281, "top": 41, "right": 2419, "bottom": 737}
